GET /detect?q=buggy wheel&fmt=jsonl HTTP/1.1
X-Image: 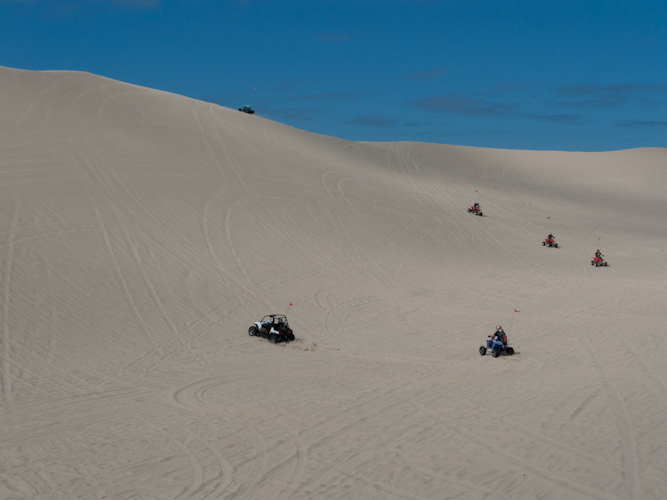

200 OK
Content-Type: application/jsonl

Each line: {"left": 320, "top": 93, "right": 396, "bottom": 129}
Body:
{"left": 249, "top": 326, "right": 258, "bottom": 336}
{"left": 491, "top": 349, "right": 499, "bottom": 358}
{"left": 268, "top": 334, "right": 279, "bottom": 344}
{"left": 479, "top": 346, "right": 487, "bottom": 356}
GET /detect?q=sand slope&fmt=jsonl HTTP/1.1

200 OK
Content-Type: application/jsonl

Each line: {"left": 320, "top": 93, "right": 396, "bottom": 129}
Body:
{"left": 1, "top": 65, "right": 666, "bottom": 499}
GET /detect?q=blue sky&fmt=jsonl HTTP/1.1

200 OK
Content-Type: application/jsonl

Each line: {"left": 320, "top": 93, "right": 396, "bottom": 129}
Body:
{"left": 2, "top": 0, "right": 666, "bottom": 151}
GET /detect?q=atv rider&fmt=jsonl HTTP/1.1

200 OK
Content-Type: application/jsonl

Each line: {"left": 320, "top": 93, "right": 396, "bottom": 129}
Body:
{"left": 595, "top": 249, "right": 603, "bottom": 260}
{"left": 488, "top": 326, "right": 508, "bottom": 350}
{"left": 473, "top": 202, "right": 480, "bottom": 210}
{"left": 548, "top": 233, "right": 555, "bottom": 241}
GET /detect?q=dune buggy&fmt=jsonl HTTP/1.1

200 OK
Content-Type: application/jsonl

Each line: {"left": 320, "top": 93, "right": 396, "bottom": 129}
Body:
{"left": 248, "top": 314, "right": 295, "bottom": 344}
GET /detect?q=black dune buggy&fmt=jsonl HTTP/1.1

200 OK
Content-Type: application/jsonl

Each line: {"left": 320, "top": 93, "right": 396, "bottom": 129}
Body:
{"left": 239, "top": 105, "right": 255, "bottom": 114}
{"left": 248, "top": 315, "right": 294, "bottom": 344}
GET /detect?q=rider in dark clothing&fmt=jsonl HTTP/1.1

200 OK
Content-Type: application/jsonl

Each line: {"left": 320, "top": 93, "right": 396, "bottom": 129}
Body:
{"left": 595, "top": 249, "right": 603, "bottom": 260}
{"left": 489, "top": 326, "right": 507, "bottom": 349}
{"left": 473, "top": 202, "right": 480, "bottom": 209}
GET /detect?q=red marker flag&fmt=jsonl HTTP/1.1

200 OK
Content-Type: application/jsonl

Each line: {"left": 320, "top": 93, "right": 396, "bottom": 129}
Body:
{"left": 290, "top": 303, "right": 293, "bottom": 306}
{"left": 514, "top": 309, "right": 519, "bottom": 312}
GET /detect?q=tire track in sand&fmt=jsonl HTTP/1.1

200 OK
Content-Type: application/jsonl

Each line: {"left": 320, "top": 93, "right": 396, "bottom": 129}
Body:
{"left": 413, "top": 400, "right": 616, "bottom": 500}
{"left": 93, "top": 199, "right": 161, "bottom": 354}
{"left": 133, "top": 413, "right": 204, "bottom": 500}
{"left": 0, "top": 199, "right": 18, "bottom": 400}
{"left": 172, "top": 377, "right": 271, "bottom": 500}
{"left": 578, "top": 327, "right": 640, "bottom": 500}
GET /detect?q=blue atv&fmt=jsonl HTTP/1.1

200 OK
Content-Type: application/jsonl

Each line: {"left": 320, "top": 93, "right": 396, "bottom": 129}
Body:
{"left": 479, "top": 339, "right": 515, "bottom": 358}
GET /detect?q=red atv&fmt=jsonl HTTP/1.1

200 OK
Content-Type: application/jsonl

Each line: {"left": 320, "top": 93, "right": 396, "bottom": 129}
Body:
{"left": 542, "top": 237, "right": 558, "bottom": 248}
{"left": 591, "top": 256, "right": 608, "bottom": 267}
{"left": 467, "top": 205, "right": 483, "bottom": 216}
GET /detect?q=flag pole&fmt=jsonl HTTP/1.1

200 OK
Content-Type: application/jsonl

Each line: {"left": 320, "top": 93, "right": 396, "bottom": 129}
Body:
{"left": 508, "top": 309, "right": 519, "bottom": 340}
{"left": 285, "top": 302, "right": 292, "bottom": 315}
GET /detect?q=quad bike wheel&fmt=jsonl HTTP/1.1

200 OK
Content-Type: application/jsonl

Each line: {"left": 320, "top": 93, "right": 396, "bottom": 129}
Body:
{"left": 478, "top": 212, "right": 483, "bottom": 216}
{"left": 249, "top": 326, "right": 258, "bottom": 336}
{"left": 268, "top": 334, "right": 279, "bottom": 344}
{"left": 479, "top": 346, "right": 487, "bottom": 356}
{"left": 467, "top": 208, "right": 472, "bottom": 212}
{"left": 542, "top": 241, "right": 546, "bottom": 246}
{"left": 506, "top": 347, "right": 515, "bottom": 355}
{"left": 554, "top": 243, "right": 559, "bottom": 248}
{"left": 491, "top": 349, "right": 499, "bottom": 358}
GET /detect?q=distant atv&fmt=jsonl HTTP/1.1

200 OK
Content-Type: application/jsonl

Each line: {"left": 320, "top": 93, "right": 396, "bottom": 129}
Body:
{"left": 467, "top": 205, "right": 483, "bottom": 216}
{"left": 542, "top": 237, "right": 559, "bottom": 248}
{"left": 248, "top": 315, "right": 294, "bottom": 344}
{"left": 239, "top": 105, "right": 255, "bottom": 114}
{"left": 591, "top": 256, "right": 609, "bottom": 267}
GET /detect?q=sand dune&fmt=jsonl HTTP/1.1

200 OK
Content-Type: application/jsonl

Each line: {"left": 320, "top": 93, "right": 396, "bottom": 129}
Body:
{"left": 1, "top": 65, "right": 666, "bottom": 499}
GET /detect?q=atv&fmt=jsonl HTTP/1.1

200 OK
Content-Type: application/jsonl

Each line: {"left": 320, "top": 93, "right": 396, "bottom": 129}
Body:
{"left": 467, "top": 206, "right": 483, "bottom": 216}
{"left": 248, "top": 314, "right": 294, "bottom": 344}
{"left": 239, "top": 105, "right": 255, "bottom": 114}
{"left": 479, "top": 339, "right": 515, "bottom": 358}
{"left": 542, "top": 237, "right": 558, "bottom": 248}
{"left": 591, "top": 257, "right": 608, "bottom": 267}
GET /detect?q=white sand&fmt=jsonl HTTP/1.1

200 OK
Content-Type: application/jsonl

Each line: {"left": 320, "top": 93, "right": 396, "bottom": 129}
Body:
{"left": 0, "top": 66, "right": 666, "bottom": 500}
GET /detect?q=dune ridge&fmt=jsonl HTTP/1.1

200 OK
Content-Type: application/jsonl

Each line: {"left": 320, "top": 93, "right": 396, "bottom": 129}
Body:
{"left": 1, "top": 65, "right": 666, "bottom": 499}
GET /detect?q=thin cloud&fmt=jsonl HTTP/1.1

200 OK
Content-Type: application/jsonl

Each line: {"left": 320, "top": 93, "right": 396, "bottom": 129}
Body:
{"left": 556, "top": 94, "right": 630, "bottom": 108}
{"left": 555, "top": 83, "right": 667, "bottom": 109}
{"left": 346, "top": 116, "right": 398, "bottom": 127}
{"left": 411, "top": 94, "right": 517, "bottom": 116}
{"left": 522, "top": 113, "right": 588, "bottom": 125}
{"left": 617, "top": 120, "right": 667, "bottom": 128}
{"left": 606, "top": 84, "right": 667, "bottom": 93}
{"left": 404, "top": 67, "right": 446, "bottom": 82}
{"left": 412, "top": 93, "right": 586, "bottom": 125}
